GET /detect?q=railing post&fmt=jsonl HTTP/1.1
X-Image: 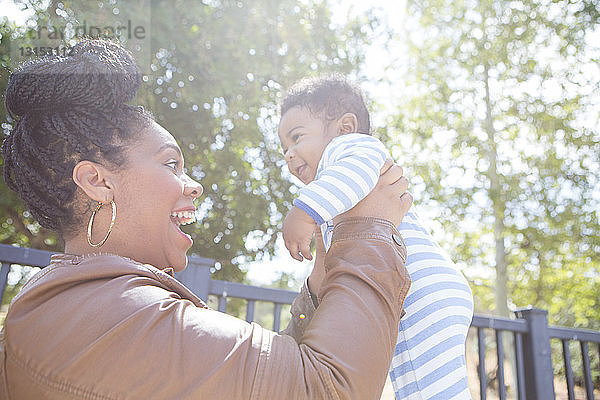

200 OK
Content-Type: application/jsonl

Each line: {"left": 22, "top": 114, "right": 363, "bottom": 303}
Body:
{"left": 0, "top": 262, "right": 11, "bottom": 304}
{"left": 175, "top": 255, "right": 213, "bottom": 301}
{"left": 514, "top": 307, "right": 555, "bottom": 400}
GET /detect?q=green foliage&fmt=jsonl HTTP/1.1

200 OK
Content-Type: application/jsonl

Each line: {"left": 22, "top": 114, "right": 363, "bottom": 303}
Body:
{"left": 0, "top": 0, "right": 374, "bottom": 287}
{"left": 0, "top": 14, "right": 61, "bottom": 251}
{"left": 388, "top": 0, "right": 600, "bottom": 326}
{"left": 0, "top": 265, "right": 40, "bottom": 306}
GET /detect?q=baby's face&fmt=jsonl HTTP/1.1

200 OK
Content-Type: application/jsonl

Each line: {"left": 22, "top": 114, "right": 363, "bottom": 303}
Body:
{"left": 278, "top": 106, "right": 340, "bottom": 184}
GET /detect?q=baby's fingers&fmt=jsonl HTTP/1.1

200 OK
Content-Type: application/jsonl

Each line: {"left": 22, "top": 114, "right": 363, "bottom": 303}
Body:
{"left": 286, "top": 242, "right": 304, "bottom": 262}
{"left": 299, "top": 242, "right": 313, "bottom": 261}
{"left": 288, "top": 249, "right": 303, "bottom": 262}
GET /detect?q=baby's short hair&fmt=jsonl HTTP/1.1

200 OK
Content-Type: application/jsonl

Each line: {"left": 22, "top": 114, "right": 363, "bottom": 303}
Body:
{"left": 280, "top": 74, "right": 371, "bottom": 134}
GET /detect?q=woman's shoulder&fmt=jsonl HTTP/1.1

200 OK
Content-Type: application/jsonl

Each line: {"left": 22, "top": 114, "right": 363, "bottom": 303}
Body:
{"left": 4, "top": 253, "right": 206, "bottom": 337}
{"left": 14, "top": 253, "right": 146, "bottom": 296}
{"left": 1, "top": 253, "right": 209, "bottom": 399}
{"left": 10, "top": 253, "right": 197, "bottom": 310}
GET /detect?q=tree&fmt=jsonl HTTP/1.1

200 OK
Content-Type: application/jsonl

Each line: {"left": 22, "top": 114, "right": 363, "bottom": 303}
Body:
{"left": 388, "top": 0, "right": 599, "bottom": 326}
{"left": 0, "top": 0, "right": 377, "bottom": 286}
{"left": 0, "top": 9, "right": 61, "bottom": 251}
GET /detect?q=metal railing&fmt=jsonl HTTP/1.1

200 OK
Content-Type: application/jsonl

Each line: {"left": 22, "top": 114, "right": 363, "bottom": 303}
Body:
{"left": 472, "top": 311, "right": 600, "bottom": 400}
{"left": 1, "top": 244, "right": 599, "bottom": 399}
{"left": 0, "top": 244, "right": 296, "bottom": 332}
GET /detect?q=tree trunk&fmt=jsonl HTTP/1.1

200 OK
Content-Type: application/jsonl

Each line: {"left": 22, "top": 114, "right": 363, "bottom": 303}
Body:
{"left": 483, "top": 64, "right": 509, "bottom": 318}
{"left": 484, "top": 63, "right": 519, "bottom": 397}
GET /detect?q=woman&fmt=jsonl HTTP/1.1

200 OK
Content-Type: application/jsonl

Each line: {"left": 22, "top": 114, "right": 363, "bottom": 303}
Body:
{"left": 0, "top": 39, "right": 412, "bottom": 399}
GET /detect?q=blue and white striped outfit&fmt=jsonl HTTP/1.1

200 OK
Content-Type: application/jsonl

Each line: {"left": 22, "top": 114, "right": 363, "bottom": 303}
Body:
{"left": 293, "top": 133, "right": 474, "bottom": 399}
{"left": 391, "top": 209, "right": 473, "bottom": 399}
{"left": 294, "top": 133, "right": 388, "bottom": 250}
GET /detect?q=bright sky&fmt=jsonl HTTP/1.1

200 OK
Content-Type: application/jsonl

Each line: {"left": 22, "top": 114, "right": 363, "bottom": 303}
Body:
{"left": 0, "top": 0, "right": 33, "bottom": 23}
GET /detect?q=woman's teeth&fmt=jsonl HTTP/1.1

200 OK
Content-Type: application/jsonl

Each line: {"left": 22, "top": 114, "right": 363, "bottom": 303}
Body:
{"left": 170, "top": 211, "right": 196, "bottom": 226}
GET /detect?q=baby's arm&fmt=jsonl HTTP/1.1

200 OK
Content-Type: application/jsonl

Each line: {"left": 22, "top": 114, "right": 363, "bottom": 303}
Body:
{"left": 282, "top": 206, "right": 315, "bottom": 261}
{"left": 284, "top": 135, "right": 388, "bottom": 261}
{"left": 294, "top": 134, "right": 389, "bottom": 226}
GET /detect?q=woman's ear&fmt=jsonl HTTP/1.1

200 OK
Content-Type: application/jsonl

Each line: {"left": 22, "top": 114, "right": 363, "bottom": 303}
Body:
{"left": 338, "top": 113, "right": 359, "bottom": 134}
{"left": 72, "top": 161, "right": 114, "bottom": 202}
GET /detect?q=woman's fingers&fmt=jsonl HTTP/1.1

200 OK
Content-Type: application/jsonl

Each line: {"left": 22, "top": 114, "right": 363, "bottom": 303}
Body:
{"left": 391, "top": 175, "right": 409, "bottom": 193}
{"left": 398, "top": 191, "right": 413, "bottom": 221}
{"left": 379, "top": 158, "right": 394, "bottom": 175}
{"left": 380, "top": 163, "right": 404, "bottom": 185}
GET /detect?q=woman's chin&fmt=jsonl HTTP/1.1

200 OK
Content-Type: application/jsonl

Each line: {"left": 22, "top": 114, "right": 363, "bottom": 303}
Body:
{"left": 171, "top": 260, "right": 187, "bottom": 272}
{"left": 166, "top": 251, "right": 189, "bottom": 272}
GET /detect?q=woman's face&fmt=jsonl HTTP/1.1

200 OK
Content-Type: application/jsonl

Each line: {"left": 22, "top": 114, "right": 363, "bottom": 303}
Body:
{"left": 109, "top": 121, "right": 203, "bottom": 271}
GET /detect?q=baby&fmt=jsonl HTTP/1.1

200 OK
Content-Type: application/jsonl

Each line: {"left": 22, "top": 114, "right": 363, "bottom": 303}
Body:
{"left": 278, "top": 75, "right": 474, "bottom": 399}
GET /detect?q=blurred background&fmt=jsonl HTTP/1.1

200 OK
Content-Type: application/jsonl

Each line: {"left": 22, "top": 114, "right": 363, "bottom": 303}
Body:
{"left": 0, "top": 0, "right": 598, "bottom": 386}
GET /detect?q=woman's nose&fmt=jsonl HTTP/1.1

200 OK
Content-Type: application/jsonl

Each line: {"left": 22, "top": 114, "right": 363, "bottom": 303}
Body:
{"left": 184, "top": 175, "right": 203, "bottom": 198}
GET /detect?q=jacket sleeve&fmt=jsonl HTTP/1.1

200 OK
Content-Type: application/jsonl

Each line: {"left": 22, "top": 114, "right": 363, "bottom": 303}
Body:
{"left": 294, "top": 134, "right": 388, "bottom": 225}
{"left": 257, "top": 217, "right": 410, "bottom": 399}
{"left": 280, "top": 280, "right": 318, "bottom": 343}
{"left": 141, "top": 217, "right": 409, "bottom": 400}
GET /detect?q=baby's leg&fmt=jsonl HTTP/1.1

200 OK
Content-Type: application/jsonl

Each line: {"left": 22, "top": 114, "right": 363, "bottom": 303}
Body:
{"left": 389, "top": 206, "right": 474, "bottom": 400}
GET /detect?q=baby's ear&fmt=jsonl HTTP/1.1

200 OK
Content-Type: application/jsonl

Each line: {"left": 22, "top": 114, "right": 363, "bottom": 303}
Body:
{"left": 338, "top": 113, "right": 358, "bottom": 134}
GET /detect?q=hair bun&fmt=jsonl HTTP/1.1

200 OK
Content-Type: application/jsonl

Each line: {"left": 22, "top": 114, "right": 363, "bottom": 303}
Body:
{"left": 5, "top": 39, "right": 141, "bottom": 117}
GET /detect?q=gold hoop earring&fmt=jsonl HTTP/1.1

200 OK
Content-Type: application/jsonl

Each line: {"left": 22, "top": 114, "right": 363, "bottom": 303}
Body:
{"left": 87, "top": 200, "right": 116, "bottom": 248}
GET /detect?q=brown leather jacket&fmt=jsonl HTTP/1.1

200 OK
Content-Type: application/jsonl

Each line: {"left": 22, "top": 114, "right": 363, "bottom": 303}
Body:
{"left": 0, "top": 217, "right": 410, "bottom": 399}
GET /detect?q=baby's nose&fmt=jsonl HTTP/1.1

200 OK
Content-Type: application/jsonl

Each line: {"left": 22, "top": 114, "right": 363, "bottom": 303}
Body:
{"left": 285, "top": 148, "right": 295, "bottom": 162}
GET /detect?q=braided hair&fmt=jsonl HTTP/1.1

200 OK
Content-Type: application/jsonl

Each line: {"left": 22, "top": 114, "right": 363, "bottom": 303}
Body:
{"left": 2, "top": 39, "right": 152, "bottom": 235}
{"left": 280, "top": 74, "right": 371, "bottom": 135}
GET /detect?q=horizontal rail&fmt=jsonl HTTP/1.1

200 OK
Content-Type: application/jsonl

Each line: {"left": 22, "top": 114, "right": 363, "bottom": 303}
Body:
{"left": 209, "top": 279, "right": 297, "bottom": 304}
{"left": 0, "top": 244, "right": 54, "bottom": 267}
{"left": 548, "top": 325, "right": 600, "bottom": 343}
{"left": 0, "top": 244, "right": 213, "bottom": 268}
{"left": 471, "top": 315, "right": 528, "bottom": 333}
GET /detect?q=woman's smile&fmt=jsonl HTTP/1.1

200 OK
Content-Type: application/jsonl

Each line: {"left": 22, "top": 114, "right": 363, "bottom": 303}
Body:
{"left": 170, "top": 208, "right": 196, "bottom": 246}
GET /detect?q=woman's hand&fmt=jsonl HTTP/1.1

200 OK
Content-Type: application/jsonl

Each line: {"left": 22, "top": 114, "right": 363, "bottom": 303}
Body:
{"left": 308, "top": 159, "right": 411, "bottom": 296}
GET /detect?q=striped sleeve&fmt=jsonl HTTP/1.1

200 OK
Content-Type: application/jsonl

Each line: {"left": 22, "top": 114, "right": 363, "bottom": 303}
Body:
{"left": 294, "top": 134, "right": 388, "bottom": 224}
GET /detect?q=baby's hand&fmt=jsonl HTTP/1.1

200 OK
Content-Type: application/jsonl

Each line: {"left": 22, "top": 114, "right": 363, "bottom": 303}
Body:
{"left": 282, "top": 206, "right": 316, "bottom": 261}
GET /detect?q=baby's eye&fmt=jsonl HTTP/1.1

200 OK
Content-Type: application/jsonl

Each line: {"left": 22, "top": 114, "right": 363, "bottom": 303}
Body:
{"left": 292, "top": 134, "right": 301, "bottom": 142}
{"left": 165, "top": 159, "right": 179, "bottom": 171}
